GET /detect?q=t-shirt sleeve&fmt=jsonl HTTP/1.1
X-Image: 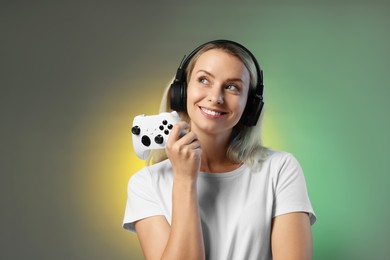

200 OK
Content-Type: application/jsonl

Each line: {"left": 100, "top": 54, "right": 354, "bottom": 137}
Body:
{"left": 123, "top": 168, "right": 164, "bottom": 232}
{"left": 272, "top": 153, "right": 317, "bottom": 225}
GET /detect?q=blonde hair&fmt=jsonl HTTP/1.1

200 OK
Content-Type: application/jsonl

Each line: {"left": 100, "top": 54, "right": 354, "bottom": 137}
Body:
{"left": 147, "top": 42, "right": 269, "bottom": 168}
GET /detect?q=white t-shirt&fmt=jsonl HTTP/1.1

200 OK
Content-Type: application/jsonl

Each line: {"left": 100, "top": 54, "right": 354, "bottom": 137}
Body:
{"left": 123, "top": 150, "right": 316, "bottom": 260}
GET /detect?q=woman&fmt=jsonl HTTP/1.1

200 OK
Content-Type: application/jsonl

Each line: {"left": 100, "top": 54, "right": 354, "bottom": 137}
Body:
{"left": 123, "top": 40, "right": 316, "bottom": 260}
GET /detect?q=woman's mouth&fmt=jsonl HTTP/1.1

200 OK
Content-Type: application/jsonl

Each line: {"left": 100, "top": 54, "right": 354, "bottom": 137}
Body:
{"left": 200, "top": 107, "right": 226, "bottom": 118}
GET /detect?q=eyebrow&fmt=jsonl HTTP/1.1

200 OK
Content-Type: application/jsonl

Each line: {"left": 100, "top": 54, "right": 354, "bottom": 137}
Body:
{"left": 196, "top": 69, "right": 244, "bottom": 83}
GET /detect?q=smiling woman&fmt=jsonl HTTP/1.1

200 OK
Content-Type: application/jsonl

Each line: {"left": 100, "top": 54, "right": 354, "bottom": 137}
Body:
{"left": 123, "top": 40, "right": 316, "bottom": 260}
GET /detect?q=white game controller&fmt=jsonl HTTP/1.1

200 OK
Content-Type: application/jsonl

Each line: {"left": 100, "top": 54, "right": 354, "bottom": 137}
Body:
{"left": 131, "top": 111, "right": 181, "bottom": 159}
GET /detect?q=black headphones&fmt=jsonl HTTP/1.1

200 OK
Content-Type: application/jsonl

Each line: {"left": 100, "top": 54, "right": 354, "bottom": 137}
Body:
{"left": 169, "top": 39, "right": 264, "bottom": 126}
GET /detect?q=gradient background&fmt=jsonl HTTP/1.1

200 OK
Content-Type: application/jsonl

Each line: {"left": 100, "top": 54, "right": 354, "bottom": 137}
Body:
{"left": 1, "top": 1, "right": 389, "bottom": 259}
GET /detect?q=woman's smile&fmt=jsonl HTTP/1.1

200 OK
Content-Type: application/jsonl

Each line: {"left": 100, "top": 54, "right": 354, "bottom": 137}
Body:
{"left": 199, "top": 106, "right": 227, "bottom": 118}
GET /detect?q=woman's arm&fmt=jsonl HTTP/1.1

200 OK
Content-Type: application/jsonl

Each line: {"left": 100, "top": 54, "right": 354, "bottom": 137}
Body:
{"left": 271, "top": 212, "right": 313, "bottom": 260}
{"left": 134, "top": 122, "right": 205, "bottom": 260}
{"left": 134, "top": 216, "right": 170, "bottom": 259}
{"left": 134, "top": 179, "right": 204, "bottom": 260}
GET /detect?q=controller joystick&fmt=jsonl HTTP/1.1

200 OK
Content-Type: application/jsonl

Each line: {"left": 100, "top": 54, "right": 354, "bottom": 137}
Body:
{"left": 131, "top": 111, "right": 181, "bottom": 159}
{"left": 132, "top": 126, "right": 141, "bottom": 135}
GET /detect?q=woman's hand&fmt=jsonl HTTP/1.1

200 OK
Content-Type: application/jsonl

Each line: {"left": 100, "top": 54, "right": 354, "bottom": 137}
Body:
{"left": 166, "top": 121, "right": 202, "bottom": 181}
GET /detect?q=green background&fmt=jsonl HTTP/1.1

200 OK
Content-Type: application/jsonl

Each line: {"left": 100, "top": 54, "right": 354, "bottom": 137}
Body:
{"left": 2, "top": 1, "right": 389, "bottom": 259}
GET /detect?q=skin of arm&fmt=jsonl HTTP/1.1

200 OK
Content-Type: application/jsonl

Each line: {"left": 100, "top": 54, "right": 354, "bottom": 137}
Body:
{"left": 271, "top": 212, "right": 313, "bottom": 260}
{"left": 134, "top": 122, "right": 205, "bottom": 260}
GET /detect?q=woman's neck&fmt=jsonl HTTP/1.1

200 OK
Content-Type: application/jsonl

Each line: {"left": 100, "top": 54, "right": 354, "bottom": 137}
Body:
{"left": 193, "top": 129, "right": 240, "bottom": 173}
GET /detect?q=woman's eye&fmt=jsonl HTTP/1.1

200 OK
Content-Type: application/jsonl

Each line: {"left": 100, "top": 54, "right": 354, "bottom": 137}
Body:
{"left": 226, "top": 85, "right": 240, "bottom": 93}
{"left": 199, "top": 77, "right": 209, "bottom": 84}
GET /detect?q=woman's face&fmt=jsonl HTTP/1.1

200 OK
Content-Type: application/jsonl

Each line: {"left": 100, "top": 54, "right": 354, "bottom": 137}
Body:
{"left": 186, "top": 48, "right": 250, "bottom": 137}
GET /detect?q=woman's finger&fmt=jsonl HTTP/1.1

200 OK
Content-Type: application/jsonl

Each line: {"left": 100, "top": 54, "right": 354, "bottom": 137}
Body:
{"left": 168, "top": 121, "right": 189, "bottom": 143}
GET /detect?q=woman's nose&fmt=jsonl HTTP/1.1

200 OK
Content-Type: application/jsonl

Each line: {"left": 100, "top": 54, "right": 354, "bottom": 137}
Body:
{"left": 209, "top": 90, "right": 224, "bottom": 105}
{"left": 208, "top": 88, "right": 224, "bottom": 104}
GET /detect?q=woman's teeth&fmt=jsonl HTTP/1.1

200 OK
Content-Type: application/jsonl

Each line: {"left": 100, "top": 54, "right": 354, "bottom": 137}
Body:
{"left": 201, "top": 107, "right": 223, "bottom": 116}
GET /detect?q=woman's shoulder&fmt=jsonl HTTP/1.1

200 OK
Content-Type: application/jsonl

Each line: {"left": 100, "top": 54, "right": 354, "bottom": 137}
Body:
{"left": 256, "top": 148, "right": 301, "bottom": 171}
{"left": 261, "top": 149, "right": 306, "bottom": 180}
{"left": 129, "top": 159, "right": 173, "bottom": 184}
{"left": 266, "top": 149, "right": 298, "bottom": 162}
{"left": 147, "top": 158, "right": 173, "bottom": 172}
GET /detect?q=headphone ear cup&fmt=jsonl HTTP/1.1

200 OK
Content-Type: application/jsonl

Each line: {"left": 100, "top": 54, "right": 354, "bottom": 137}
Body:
{"left": 241, "top": 91, "right": 264, "bottom": 126}
{"left": 170, "top": 81, "right": 187, "bottom": 111}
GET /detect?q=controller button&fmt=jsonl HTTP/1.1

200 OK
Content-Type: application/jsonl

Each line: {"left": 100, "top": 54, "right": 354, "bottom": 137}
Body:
{"left": 159, "top": 125, "right": 164, "bottom": 130}
{"left": 162, "top": 120, "right": 168, "bottom": 125}
{"left": 155, "top": 134, "right": 164, "bottom": 144}
{"left": 164, "top": 130, "right": 169, "bottom": 135}
{"left": 132, "top": 126, "right": 141, "bottom": 135}
{"left": 141, "top": 135, "right": 151, "bottom": 147}
{"left": 168, "top": 124, "right": 173, "bottom": 129}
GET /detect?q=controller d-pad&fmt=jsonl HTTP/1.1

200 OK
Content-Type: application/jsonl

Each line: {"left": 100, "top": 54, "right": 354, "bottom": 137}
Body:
{"left": 141, "top": 135, "right": 151, "bottom": 147}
